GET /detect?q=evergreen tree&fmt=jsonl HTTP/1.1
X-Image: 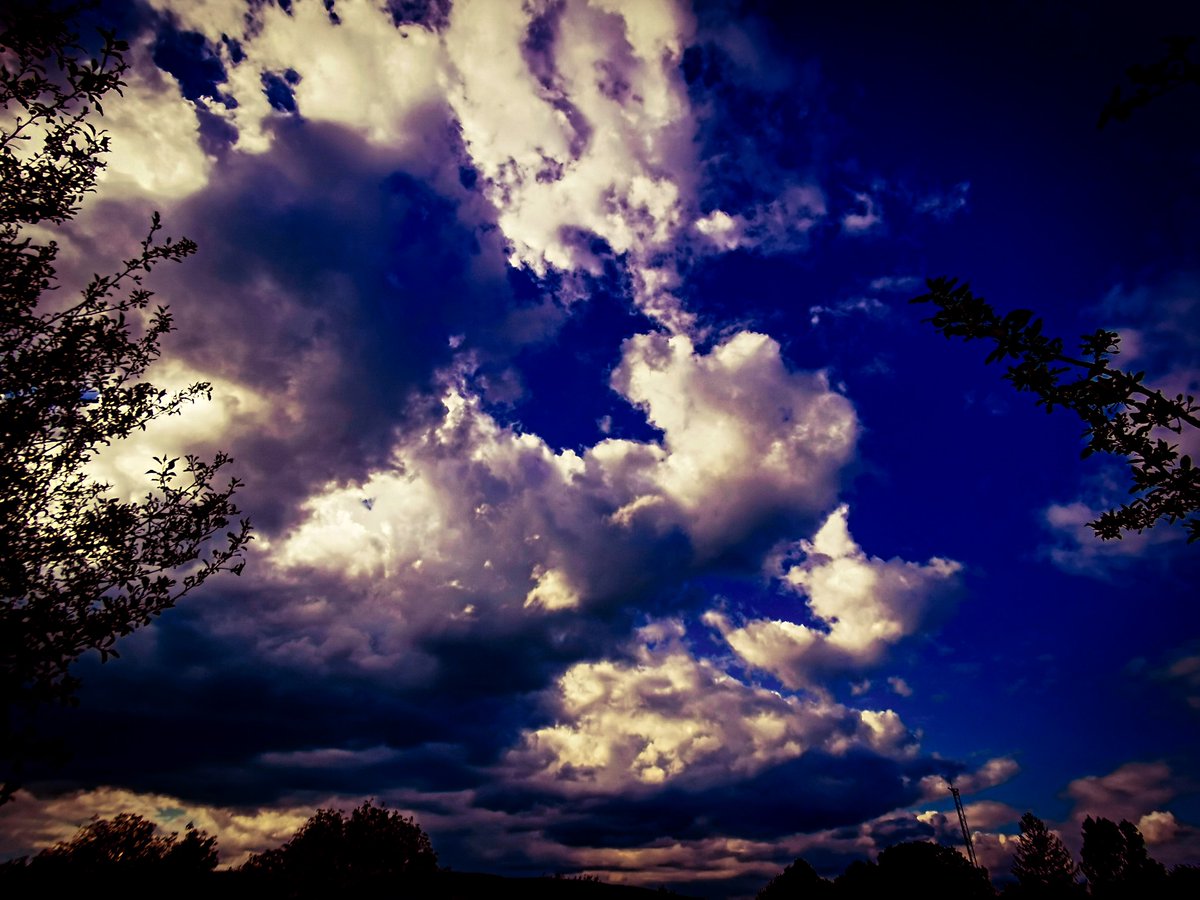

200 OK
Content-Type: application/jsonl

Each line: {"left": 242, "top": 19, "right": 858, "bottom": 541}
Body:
{"left": 1011, "top": 813, "right": 1078, "bottom": 897}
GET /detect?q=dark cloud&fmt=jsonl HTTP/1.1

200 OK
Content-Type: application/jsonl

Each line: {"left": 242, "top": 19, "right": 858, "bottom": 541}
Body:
{"left": 483, "top": 750, "right": 934, "bottom": 847}
{"left": 112, "top": 114, "right": 521, "bottom": 533}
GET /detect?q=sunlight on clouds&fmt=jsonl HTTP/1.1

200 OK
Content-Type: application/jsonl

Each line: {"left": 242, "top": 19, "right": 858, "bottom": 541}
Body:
{"left": 525, "top": 565, "right": 582, "bottom": 611}
{"left": 693, "top": 185, "right": 827, "bottom": 254}
{"left": 707, "top": 506, "right": 961, "bottom": 689}
{"left": 916, "top": 756, "right": 1020, "bottom": 801}
{"left": 258, "top": 326, "right": 861, "bottom": 671}
{"left": 150, "top": 0, "right": 444, "bottom": 154}
{"left": 445, "top": 0, "right": 698, "bottom": 326}
{"left": 0, "top": 787, "right": 312, "bottom": 868}
{"left": 95, "top": 50, "right": 212, "bottom": 200}
{"left": 86, "top": 359, "right": 269, "bottom": 501}
{"left": 504, "top": 620, "right": 916, "bottom": 795}
{"left": 614, "top": 331, "right": 856, "bottom": 552}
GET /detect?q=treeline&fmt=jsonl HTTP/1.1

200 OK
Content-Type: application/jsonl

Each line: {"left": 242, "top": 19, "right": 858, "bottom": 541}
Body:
{"left": 0, "top": 800, "right": 683, "bottom": 898}
{"left": 757, "top": 812, "right": 1200, "bottom": 899}
{"left": 0, "top": 799, "right": 438, "bottom": 898}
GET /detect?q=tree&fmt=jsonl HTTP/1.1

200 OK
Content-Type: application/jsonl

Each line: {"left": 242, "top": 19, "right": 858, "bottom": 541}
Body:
{"left": 31, "top": 812, "right": 218, "bottom": 873}
{"left": 241, "top": 799, "right": 437, "bottom": 892}
{"left": 1079, "top": 816, "right": 1166, "bottom": 898}
{"left": 0, "top": 6, "right": 251, "bottom": 800}
{"left": 911, "top": 278, "right": 1199, "bottom": 542}
{"left": 872, "top": 840, "right": 994, "bottom": 898}
{"left": 1010, "top": 813, "right": 1079, "bottom": 897}
{"left": 757, "top": 857, "right": 834, "bottom": 899}
{"left": 1098, "top": 36, "right": 1200, "bottom": 129}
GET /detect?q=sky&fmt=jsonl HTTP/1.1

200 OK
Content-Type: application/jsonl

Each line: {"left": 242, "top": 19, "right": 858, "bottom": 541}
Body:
{"left": 3, "top": 0, "right": 1200, "bottom": 896}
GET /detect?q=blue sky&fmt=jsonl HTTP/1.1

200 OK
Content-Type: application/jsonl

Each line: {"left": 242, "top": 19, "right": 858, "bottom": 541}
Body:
{"left": 2, "top": 1, "right": 1198, "bottom": 896}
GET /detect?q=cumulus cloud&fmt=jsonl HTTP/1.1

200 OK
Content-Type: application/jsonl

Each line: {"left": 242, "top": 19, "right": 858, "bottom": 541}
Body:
{"left": 1065, "top": 760, "right": 1176, "bottom": 824}
{"left": 8, "top": 4, "right": 987, "bottom": 891}
{"left": 707, "top": 506, "right": 961, "bottom": 689}
{"left": 502, "top": 620, "right": 916, "bottom": 796}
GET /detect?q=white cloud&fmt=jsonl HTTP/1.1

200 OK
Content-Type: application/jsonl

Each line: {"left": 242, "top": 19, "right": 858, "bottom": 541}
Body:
{"left": 692, "top": 185, "right": 827, "bottom": 254}
{"left": 841, "top": 191, "right": 882, "bottom": 234}
{"left": 249, "top": 329, "right": 857, "bottom": 671}
{"left": 443, "top": 0, "right": 699, "bottom": 329}
{"left": 149, "top": 0, "right": 444, "bottom": 154}
{"left": 611, "top": 331, "right": 856, "bottom": 552}
{"left": 707, "top": 506, "right": 960, "bottom": 689}
{"left": 916, "top": 757, "right": 1020, "bottom": 802}
{"left": 502, "top": 620, "right": 917, "bottom": 795}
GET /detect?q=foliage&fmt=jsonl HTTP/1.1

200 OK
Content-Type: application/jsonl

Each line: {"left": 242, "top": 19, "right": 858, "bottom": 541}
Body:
{"left": 874, "top": 840, "right": 993, "bottom": 898}
{"left": 31, "top": 812, "right": 218, "bottom": 872}
{"left": 757, "top": 857, "right": 834, "bottom": 899}
{"left": 911, "top": 278, "right": 1200, "bottom": 542}
{"left": 0, "top": 6, "right": 251, "bottom": 800}
{"left": 1098, "top": 36, "right": 1200, "bottom": 129}
{"left": 241, "top": 799, "right": 437, "bottom": 892}
{"left": 1079, "top": 816, "right": 1166, "bottom": 898}
{"left": 1010, "top": 813, "right": 1079, "bottom": 897}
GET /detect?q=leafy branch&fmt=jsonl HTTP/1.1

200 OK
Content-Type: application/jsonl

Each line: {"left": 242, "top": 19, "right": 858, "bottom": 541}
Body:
{"left": 1, "top": 6, "right": 251, "bottom": 801}
{"left": 912, "top": 277, "right": 1199, "bottom": 543}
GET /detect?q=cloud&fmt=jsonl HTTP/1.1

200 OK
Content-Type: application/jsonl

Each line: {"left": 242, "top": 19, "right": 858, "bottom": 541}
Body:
{"left": 442, "top": 0, "right": 701, "bottom": 329}
{"left": 915, "top": 757, "right": 1020, "bottom": 802}
{"left": 0, "top": 786, "right": 314, "bottom": 868}
{"left": 914, "top": 181, "right": 970, "bottom": 220}
{"left": 501, "top": 620, "right": 917, "bottom": 798}
{"left": 611, "top": 331, "right": 856, "bottom": 553}
{"left": 1055, "top": 760, "right": 1200, "bottom": 868}
{"left": 148, "top": 0, "right": 446, "bottom": 154}
{"left": 1065, "top": 760, "right": 1176, "bottom": 824}
{"left": 808, "top": 295, "right": 886, "bottom": 326}
{"left": 692, "top": 184, "right": 827, "bottom": 254}
{"left": 1043, "top": 276, "right": 1200, "bottom": 569}
{"left": 707, "top": 506, "right": 961, "bottom": 689}
{"left": 841, "top": 191, "right": 883, "bottom": 234}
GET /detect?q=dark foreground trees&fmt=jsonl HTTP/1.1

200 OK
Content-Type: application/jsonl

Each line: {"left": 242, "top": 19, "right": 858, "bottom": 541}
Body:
{"left": 31, "top": 811, "right": 218, "bottom": 873}
{"left": 1080, "top": 816, "right": 1167, "bottom": 898}
{"left": 755, "top": 814, "right": 1198, "bottom": 899}
{"left": 1011, "top": 813, "right": 1079, "bottom": 897}
{"left": 241, "top": 799, "right": 438, "bottom": 894}
{"left": 0, "top": 6, "right": 251, "bottom": 799}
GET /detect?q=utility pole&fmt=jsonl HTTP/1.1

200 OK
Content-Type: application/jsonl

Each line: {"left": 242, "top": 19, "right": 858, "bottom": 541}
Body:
{"left": 949, "top": 784, "right": 979, "bottom": 868}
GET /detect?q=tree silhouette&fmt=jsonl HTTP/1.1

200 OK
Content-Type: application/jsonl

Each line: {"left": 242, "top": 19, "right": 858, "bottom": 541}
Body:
{"left": 31, "top": 812, "right": 218, "bottom": 873}
{"left": 1079, "top": 816, "right": 1166, "bottom": 898}
{"left": 241, "top": 799, "right": 436, "bottom": 893}
{"left": 1010, "top": 812, "right": 1079, "bottom": 897}
{"left": 873, "top": 840, "right": 994, "bottom": 898}
{"left": 911, "top": 278, "right": 1199, "bottom": 542}
{"left": 1098, "top": 36, "right": 1200, "bottom": 129}
{"left": 756, "top": 857, "right": 834, "bottom": 899}
{"left": 0, "top": 5, "right": 251, "bottom": 800}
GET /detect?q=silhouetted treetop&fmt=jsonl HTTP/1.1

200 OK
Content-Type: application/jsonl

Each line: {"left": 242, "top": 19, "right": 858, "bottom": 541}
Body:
{"left": 912, "top": 278, "right": 1200, "bottom": 543}
{"left": 0, "top": 2, "right": 251, "bottom": 801}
